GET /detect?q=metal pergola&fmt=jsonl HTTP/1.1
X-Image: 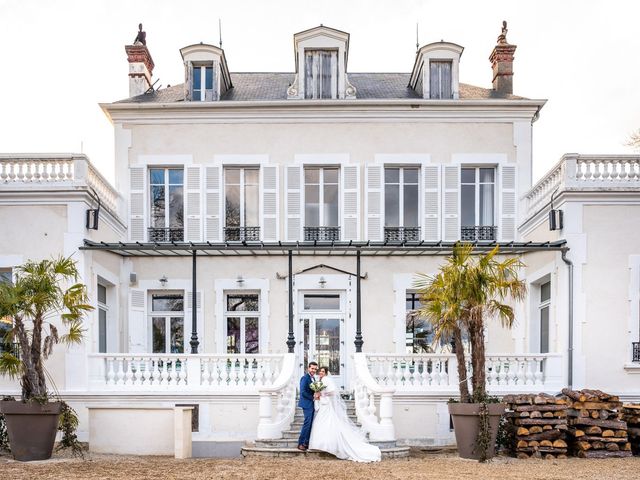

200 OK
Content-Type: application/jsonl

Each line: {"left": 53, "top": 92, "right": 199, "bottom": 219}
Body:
{"left": 82, "top": 239, "right": 567, "bottom": 356}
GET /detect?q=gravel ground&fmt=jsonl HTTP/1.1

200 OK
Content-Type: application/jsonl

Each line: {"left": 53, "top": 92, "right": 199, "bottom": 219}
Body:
{"left": 1, "top": 450, "right": 640, "bottom": 480}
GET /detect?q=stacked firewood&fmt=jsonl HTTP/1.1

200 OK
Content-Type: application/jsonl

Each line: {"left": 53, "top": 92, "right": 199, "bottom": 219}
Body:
{"left": 503, "top": 393, "right": 569, "bottom": 459}
{"left": 562, "top": 388, "right": 632, "bottom": 458}
{"left": 622, "top": 404, "right": 640, "bottom": 455}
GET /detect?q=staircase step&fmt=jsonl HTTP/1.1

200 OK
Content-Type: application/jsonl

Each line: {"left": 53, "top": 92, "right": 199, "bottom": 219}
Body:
{"left": 241, "top": 445, "right": 410, "bottom": 460}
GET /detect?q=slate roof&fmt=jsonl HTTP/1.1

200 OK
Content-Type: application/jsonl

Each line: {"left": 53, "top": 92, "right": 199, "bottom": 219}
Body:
{"left": 115, "top": 72, "right": 527, "bottom": 104}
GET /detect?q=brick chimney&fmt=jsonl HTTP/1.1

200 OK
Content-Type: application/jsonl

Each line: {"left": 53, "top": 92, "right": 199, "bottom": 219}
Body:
{"left": 125, "top": 24, "right": 154, "bottom": 97}
{"left": 489, "top": 21, "right": 517, "bottom": 95}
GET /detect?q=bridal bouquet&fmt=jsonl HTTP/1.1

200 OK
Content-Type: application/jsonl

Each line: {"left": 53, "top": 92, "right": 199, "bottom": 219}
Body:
{"left": 310, "top": 380, "right": 326, "bottom": 393}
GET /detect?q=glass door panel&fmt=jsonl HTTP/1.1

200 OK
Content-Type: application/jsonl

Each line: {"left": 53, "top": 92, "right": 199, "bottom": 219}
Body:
{"left": 315, "top": 318, "right": 340, "bottom": 375}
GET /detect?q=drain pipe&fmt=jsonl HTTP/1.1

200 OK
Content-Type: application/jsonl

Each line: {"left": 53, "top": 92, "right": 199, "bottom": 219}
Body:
{"left": 561, "top": 248, "right": 574, "bottom": 389}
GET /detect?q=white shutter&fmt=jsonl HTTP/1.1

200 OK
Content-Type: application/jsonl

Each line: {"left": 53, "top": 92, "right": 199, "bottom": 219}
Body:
{"left": 185, "top": 165, "right": 202, "bottom": 242}
{"left": 128, "top": 289, "right": 147, "bottom": 353}
{"left": 285, "top": 166, "right": 302, "bottom": 241}
{"left": 186, "top": 290, "right": 204, "bottom": 351}
{"left": 422, "top": 165, "right": 441, "bottom": 241}
{"left": 365, "top": 165, "right": 383, "bottom": 241}
{"left": 500, "top": 164, "right": 517, "bottom": 242}
{"left": 261, "top": 165, "right": 279, "bottom": 242}
{"left": 129, "top": 166, "right": 146, "bottom": 242}
{"left": 205, "top": 166, "right": 222, "bottom": 242}
{"left": 442, "top": 165, "right": 460, "bottom": 242}
{"left": 341, "top": 165, "right": 360, "bottom": 241}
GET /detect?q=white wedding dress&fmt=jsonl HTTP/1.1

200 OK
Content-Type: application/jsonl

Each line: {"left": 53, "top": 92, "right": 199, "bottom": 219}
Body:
{"left": 308, "top": 376, "right": 381, "bottom": 462}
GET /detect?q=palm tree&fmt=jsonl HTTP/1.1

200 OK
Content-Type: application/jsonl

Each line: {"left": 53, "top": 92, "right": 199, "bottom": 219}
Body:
{"left": 0, "top": 257, "right": 92, "bottom": 401}
{"left": 414, "top": 244, "right": 526, "bottom": 402}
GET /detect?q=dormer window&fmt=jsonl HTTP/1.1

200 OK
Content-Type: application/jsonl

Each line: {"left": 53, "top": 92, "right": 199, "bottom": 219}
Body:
{"left": 192, "top": 64, "right": 215, "bottom": 101}
{"left": 429, "top": 61, "right": 452, "bottom": 99}
{"left": 304, "top": 50, "right": 338, "bottom": 99}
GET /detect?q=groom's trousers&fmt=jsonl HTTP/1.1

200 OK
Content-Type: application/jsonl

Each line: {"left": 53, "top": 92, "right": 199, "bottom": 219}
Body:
{"left": 298, "top": 405, "right": 314, "bottom": 447}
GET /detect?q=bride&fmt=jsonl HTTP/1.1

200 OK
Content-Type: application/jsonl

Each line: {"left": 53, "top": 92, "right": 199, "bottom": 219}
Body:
{"left": 308, "top": 366, "right": 381, "bottom": 462}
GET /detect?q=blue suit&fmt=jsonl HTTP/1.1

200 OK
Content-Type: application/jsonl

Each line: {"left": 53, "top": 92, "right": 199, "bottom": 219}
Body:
{"left": 298, "top": 372, "right": 315, "bottom": 447}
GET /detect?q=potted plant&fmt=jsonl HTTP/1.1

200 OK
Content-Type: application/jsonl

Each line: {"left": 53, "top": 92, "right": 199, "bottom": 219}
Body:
{"left": 414, "top": 244, "right": 525, "bottom": 461}
{"left": 0, "top": 257, "right": 91, "bottom": 461}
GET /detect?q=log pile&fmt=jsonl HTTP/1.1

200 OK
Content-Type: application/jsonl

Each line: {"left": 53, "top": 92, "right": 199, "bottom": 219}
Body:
{"left": 503, "top": 393, "right": 569, "bottom": 459}
{"left": 562, "top": 388, "right": 632, "bottom": 458}
{"left": 621, "top": 404, "right": 640, "bottom": 455}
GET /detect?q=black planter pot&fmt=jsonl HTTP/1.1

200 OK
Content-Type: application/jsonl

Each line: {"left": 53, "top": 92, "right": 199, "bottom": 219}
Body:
{"left": 448, "top": 402, "right": 506, "bottom": 460}
{"left": 0, "top": 400, "right": 62, "bottom": 461}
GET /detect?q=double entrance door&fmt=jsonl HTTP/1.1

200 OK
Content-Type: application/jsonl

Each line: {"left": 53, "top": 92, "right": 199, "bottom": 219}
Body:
{"left": 298, "top": 292, "right": 345, "bottom": 389}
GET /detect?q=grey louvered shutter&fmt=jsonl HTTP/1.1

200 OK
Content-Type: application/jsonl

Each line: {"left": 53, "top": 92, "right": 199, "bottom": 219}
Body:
{"left": 365, "top": 165, "right": 383, "bottom": 241}
{"left": 500, "top": 164, "right": 517, "bottom": 241}
{"left": 129, "top": 166, "right": 146, "bottom": 242}
{"left": 422, "top": 165, "right": 441, "bottom": 241}
{"left": 205, "top": 166, "right": 222, "bottom": 242}
{"left": 285, "top": 166, "right": 302, "bottom": 241}
{"left": 261, "top": 165, "right": 279, "bottom": 241}
{"left": 341, "top": 165, "right": 360, "bottom": 241}
{"left": 185, "top": 165, "right": 202, "bottom": 242}
{"left": 128, "top": 289, "right": 146, "bottom": 353}
{"left": 442, "top": 165, "right": 460, "bottom": 242}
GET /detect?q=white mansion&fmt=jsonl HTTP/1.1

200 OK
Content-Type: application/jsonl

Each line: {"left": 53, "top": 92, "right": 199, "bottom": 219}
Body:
{"left": 1, "top": 24, "right": 639, "bottom": 454}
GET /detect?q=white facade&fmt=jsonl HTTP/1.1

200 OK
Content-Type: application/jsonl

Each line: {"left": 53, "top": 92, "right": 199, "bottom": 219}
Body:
{"left": 1, "top": 26, "right": 639, "bottom": 451}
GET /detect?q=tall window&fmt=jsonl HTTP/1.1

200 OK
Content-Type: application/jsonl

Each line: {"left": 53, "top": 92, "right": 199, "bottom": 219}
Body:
{"left": 149, "top": 168, "right": 184, "bottom": 242}
{"left": 225, "top": 293, "right": 259, "bottom": 354}
{"left": 539, "top": 281, "right": 551, "bottom": 354}
{"left": 98, "top": 284, "right": 108, "bottom": 353}
{"left": 385, "top": 167, "right": 420, "bottom": 241}
{"left": 405, "top": 292, "right": 435, "bottom": 353}
{"left": 429, "top": 61, "right": 452, "bottom": 99}
{"left": 304, "top": 50, "right": 338, "bottom": 99}
{"left": 192, "top": 64, "right": 214, "bottom": 101}
{"left": 224, "top": 167, "right": 260, "bottom": 241}
{"left": 304, "top": 167, "right": 340, "bottom": 240}
{"left": 0, "top": 269, "right": 13, "bottom": 355}
{"left": 461, "top": 167, "right": 496, "bottom": 241}
{"left": 150, "top": 293, "right": 184, "bottom": 354}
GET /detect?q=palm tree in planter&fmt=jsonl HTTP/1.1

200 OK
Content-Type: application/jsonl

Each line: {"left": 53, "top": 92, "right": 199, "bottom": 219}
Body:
{"left": 414, "top": 244, "right": 525, "bottom": 461}
{"left": 0, "top": 257, "right": 92, "bottom": 461}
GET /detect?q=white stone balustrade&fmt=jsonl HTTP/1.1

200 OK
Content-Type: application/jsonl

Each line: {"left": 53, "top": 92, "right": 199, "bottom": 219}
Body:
{"left": 525, "top": 154, "right": 640, "bottom": 214}
{"left": 0, "top": 154, "right": 123, "bottom": 218}
{"left": 88, "top": 353, "right": 287, "bottom": 391}
{"left": 256, "top": 354, "right": 297, "bottom": 440}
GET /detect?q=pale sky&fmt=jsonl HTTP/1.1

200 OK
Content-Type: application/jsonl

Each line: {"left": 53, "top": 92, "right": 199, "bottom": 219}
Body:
{"left": 1, "top": 0, "right": 638, "bottom": 184}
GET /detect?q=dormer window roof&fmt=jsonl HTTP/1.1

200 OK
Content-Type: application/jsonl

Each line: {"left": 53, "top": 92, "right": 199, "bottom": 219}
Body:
{"left": 180, "top": 43, "right": 232, "bottom": 102}
{"left": 287, "top": 25, "right": 356, "bottom": 100}
{"left": 409, "top": 41, "right": 464, "bottom": 100}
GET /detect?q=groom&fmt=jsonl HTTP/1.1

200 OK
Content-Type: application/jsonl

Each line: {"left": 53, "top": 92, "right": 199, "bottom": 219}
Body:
{"left": 297, "top": 361, "right": 318, "bottom": 451}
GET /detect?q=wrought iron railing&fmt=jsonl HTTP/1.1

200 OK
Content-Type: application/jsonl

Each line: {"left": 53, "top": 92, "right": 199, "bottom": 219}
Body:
{"left": 384, "top": 227, "right": 421, "bottom": 242}
{"left": 224, "top": 226, "right": 260, "bottom": 242}
{"left": 148, "top": 227, "right": 184, "bottom": 242}
{"left": 633, "top": 342, "right": 640, "bottom": 362}
{"left": 304, "top": 226, "right": 340, "bottom": 241}
{"left": 461, "top": 225, "right": 497, "bottom": 241}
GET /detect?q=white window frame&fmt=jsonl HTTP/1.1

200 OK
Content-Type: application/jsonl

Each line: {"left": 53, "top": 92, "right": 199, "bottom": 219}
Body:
{"left": 148, "top": 290, "right": 186, "bottom": 354}
{"left": 429, "top": 60, "right": 452, "bottom": 99}
{"left": 538, "top": 280, "right": 551, "bottom": 354}
{"left": 224, "top": 291, "right": 261, "bottom": 354}
{"left": 384, "top": 166, "right": 421, "bottom": 229}
{"left": 192, "top": 64, "right": 214, "bottom": 101}
{"left": 304, "top": 49, "right": 338, "bottom": 100}
{"left": 97, "top": 283, "right": 108, "bottom": 354}
{"left": 149, "top": 167, "right": 184, "bottom": 230}
{"left": 460, "top": 166, "right": 497, "bottom": 227}
{"left": 224, "top": 166, "right": 260, "bottom": 229}
{"left": 303, "top": 166, "right": 340, "bottom": 228}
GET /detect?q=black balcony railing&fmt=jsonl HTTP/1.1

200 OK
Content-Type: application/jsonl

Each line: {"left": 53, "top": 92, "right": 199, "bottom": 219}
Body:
{"left": 224, "top": 226, "right": 260, "bottom": 242}
{"left": 148, "top": 227, "right": 184, "bottom": 242}
{"left": 461, "top": 225, "right": 497, "bottom": 242}
{"left": 0, "top": 342, "right": 20, "bottom": 359}
{"left": 385, "top": 227, "right": 421, "bottom": 242}
{"left": 304, "top": 226, "right": 340, "bottom": 241}
{"left": 633, "top": 342, "right": 640, "bottom": 362}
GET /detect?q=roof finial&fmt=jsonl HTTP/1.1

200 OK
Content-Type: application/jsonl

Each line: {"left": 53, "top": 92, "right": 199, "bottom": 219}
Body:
{"left": 219, "top": 18, "right": 223, "bottom": 48}
{"left": 497, "top": 20, "right": 508, "bottom": 44}
{"left": 416, "top": 23, "right": 419, "bottom": 52}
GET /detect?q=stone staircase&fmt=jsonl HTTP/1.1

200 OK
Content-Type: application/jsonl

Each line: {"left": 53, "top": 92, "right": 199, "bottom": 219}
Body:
{"left": 241, "top": 397, "right": 410, "bottom": 459}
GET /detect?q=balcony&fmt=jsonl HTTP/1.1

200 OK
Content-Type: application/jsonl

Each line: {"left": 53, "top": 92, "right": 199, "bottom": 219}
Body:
{"left": 304, "top": 226, "right": 340, "bottom": 241}
{"left": 225, "top": 226, "right": 260, "bottom": 242}
{"left": 633, "top": 342, "right": 640, "bottom": 362}
{"left": 148, "top": 227, "right": 184, "bottom": 242}
{"left": 461, "top": 225, "right": 497, "bottom": 242}
{"left": 384, "top": 227, "right": 421, "bottom": 242}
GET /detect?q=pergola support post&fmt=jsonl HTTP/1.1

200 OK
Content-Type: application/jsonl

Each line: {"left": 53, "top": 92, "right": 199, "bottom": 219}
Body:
{"left": 190, "top": 249, "right": 199, "bottom": 354}
{"left": 286, "top": 250, "right": 296, "bottom": 353}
